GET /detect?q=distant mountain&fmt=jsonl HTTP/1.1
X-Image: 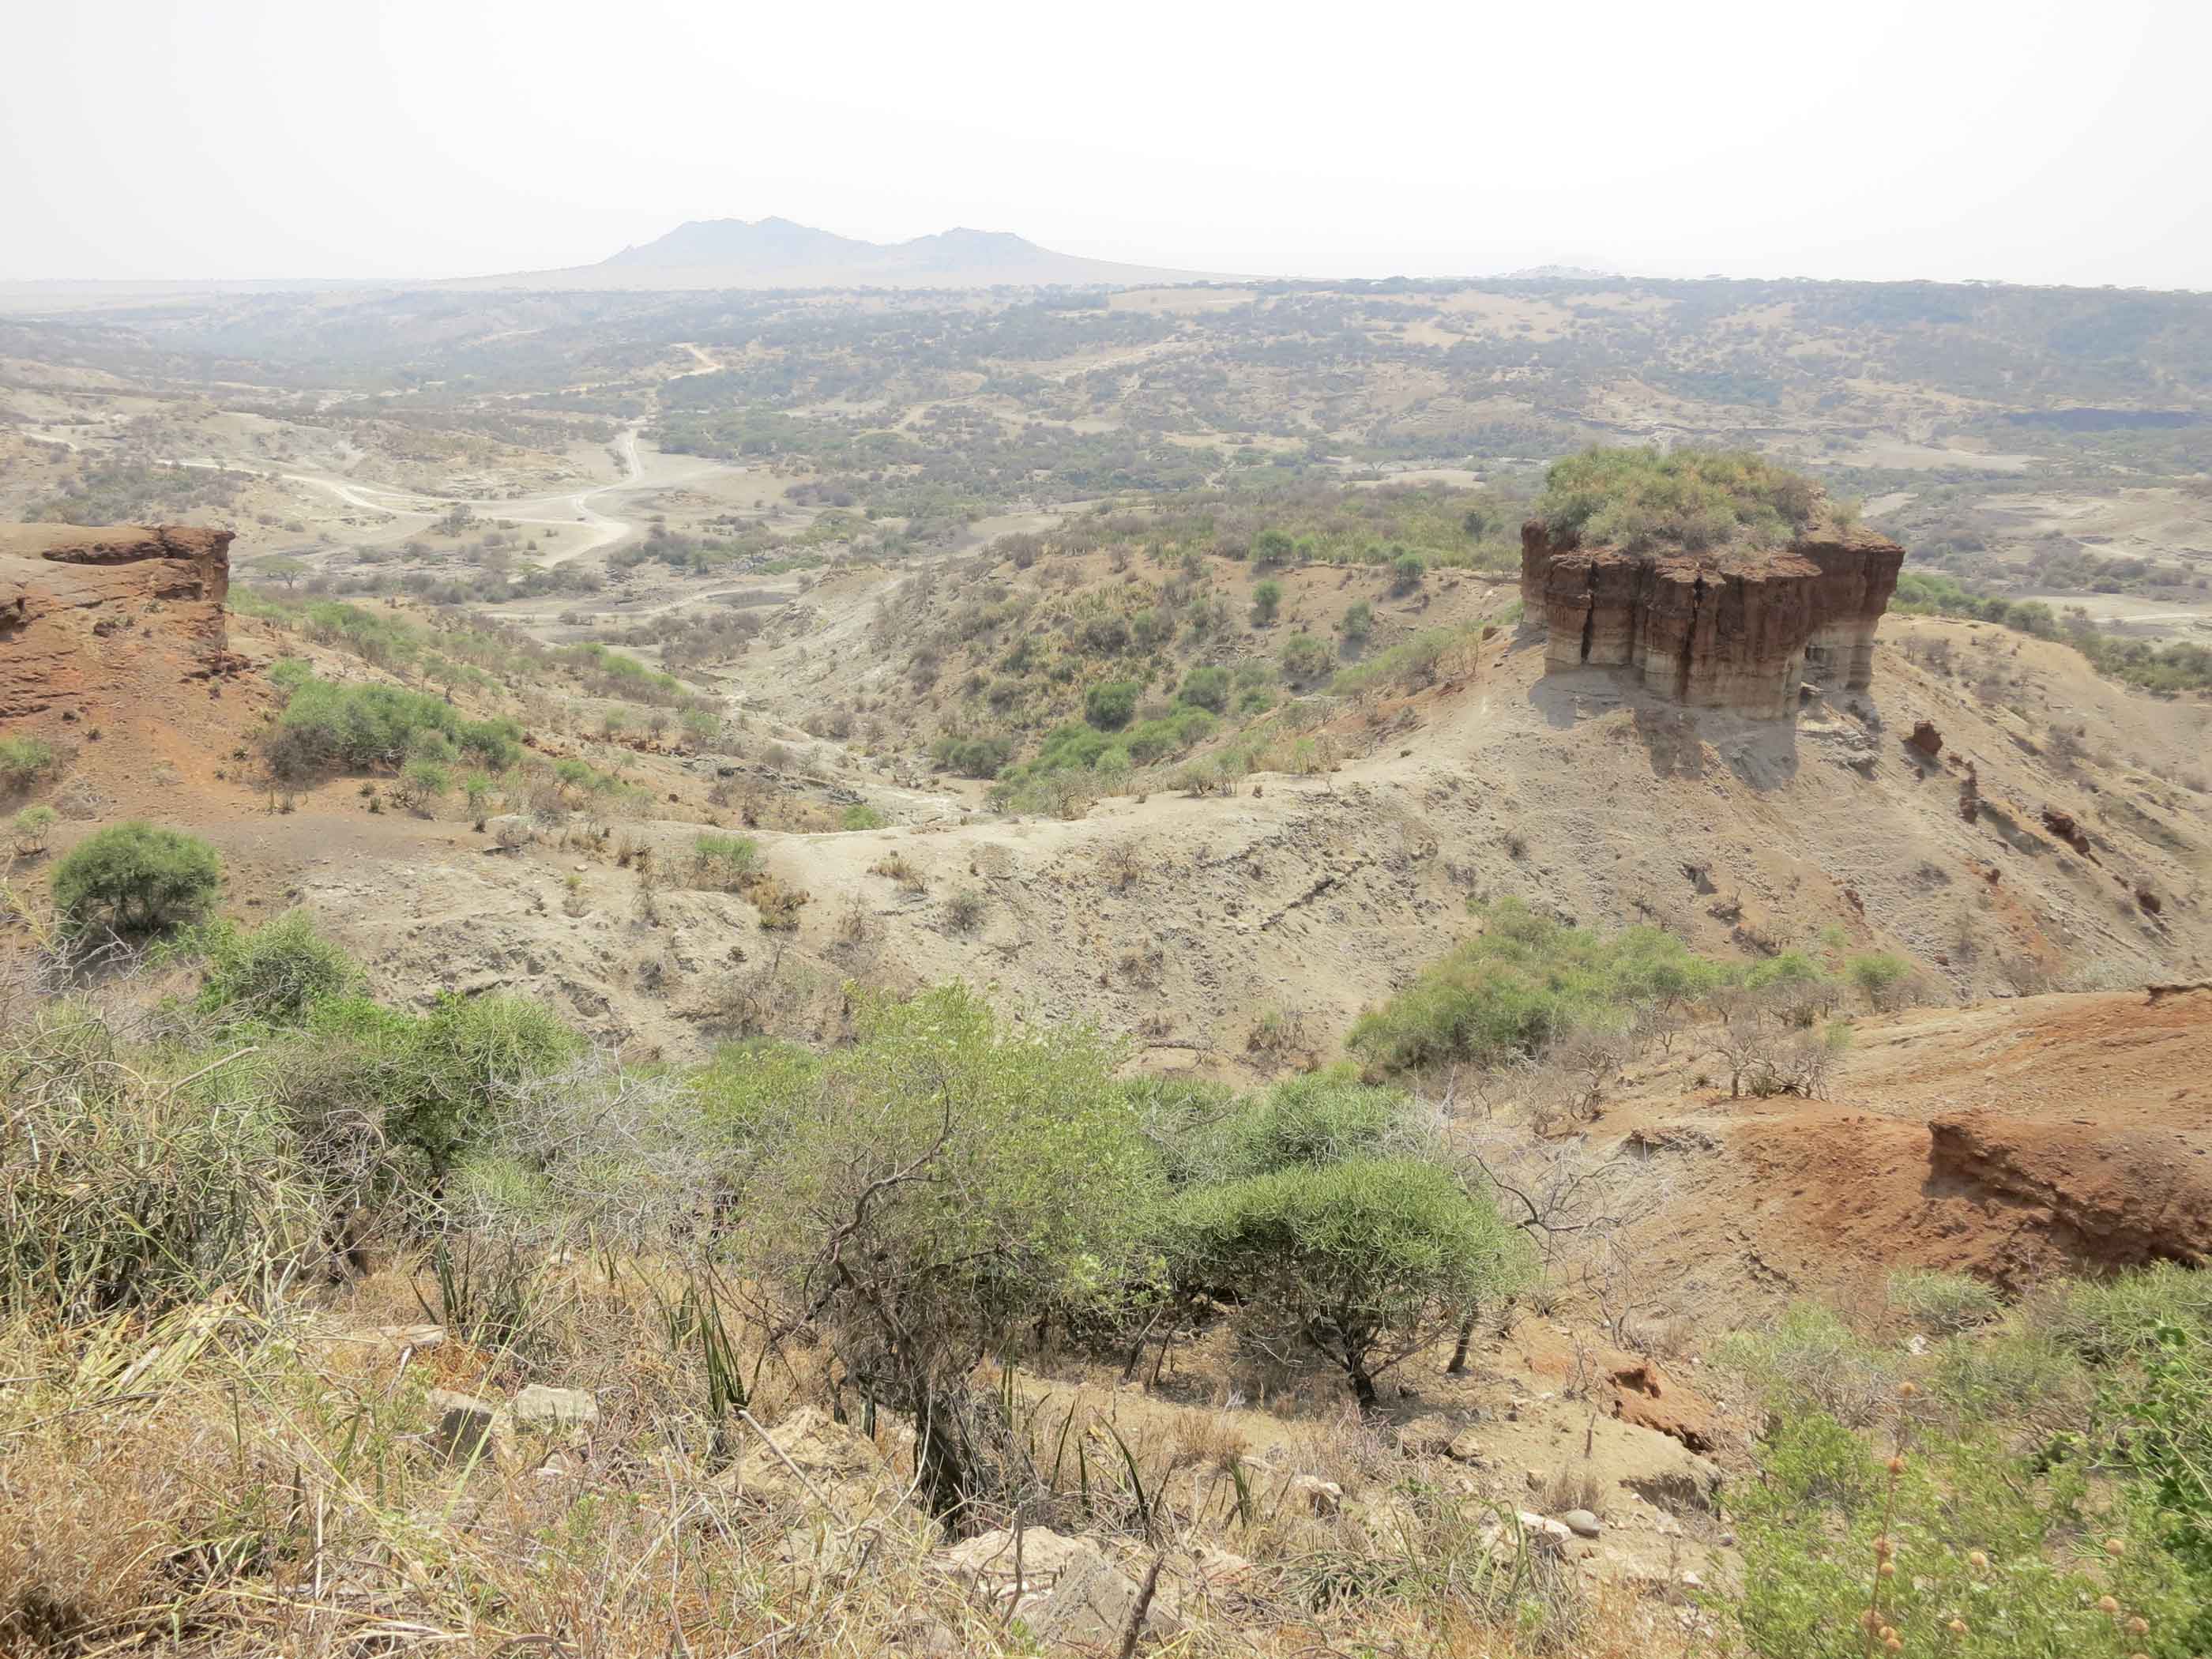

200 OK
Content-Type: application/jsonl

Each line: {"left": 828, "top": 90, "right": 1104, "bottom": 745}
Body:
{"left": 448, "top": 216, "right": 1231, "bottom": 292}
{"left": 601, "top": 216, "right": 876, "bottom": 270}
{"left": 1496, "top": 263, "right": 1622, "bottom": 281}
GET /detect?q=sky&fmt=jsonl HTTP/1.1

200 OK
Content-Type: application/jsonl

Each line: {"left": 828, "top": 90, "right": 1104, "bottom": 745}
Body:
{"left": 4, "top": 0, "right": 2207, "bottom": 289}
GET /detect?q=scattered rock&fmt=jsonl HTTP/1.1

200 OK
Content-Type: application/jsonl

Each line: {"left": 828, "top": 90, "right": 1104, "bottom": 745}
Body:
{"left": 1609, "top": 1360, "right": 1718, "bottom": 1454}
{"left": 935, "top": 1525, "right": 1091, "bottom": 1604}
{"left": 1395, "top": 1414, "right": 1460, "bottom": 1458}
{"left": 1447, "top": 1429, "right": 1486, "bottom": 1462}
{"left": 1559, "top": 1508, "right": 1603, "bottom": 1539}
{"left": 1288, "top": 1473, "right": 1342, "bottom": 1517}
{"left": 1029, "top": 1546, "right": 1182, "bottom": 1653}
{"left": 717, "top": 1407, "right": 905, "bottom": 1520}
{"left": 1185, "top": 1544, "right": 1257, "bottom": 1596}
{"left": 2041, "top": 807, "right": 2093, "bottom": 855}
{"left": 1907, "top": 720, "right": 1943, "bottom": 758}
{"left": 1347, "top": 1490, "right": 1421, "bottom": 1545}
{"left": 890, "top": 1616, "right": 961, "bottom": 1656}
{"left": 426, "top": 1388, "right": 500, "bottom": 1462}
{"left": 1479, "top": 1510, "right": 1574, "bottom": 1560}
{"left": 514, "top": 1383, "right": 598, "bottom": 1434}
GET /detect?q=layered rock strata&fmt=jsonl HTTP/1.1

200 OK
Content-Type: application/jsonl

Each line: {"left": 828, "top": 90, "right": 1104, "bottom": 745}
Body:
{"left": 0, "top": 523, "right": 234, "bottom": 719}
{"left": 1519, "top": 520, "right": 1903, "bottom": 717}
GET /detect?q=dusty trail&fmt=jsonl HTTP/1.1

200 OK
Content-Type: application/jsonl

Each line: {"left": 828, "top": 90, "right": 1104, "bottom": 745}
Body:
{"left": 163, "top": 343, "right": 744, "bottom": 565}
{"left": 161, "top": 426, "right": 654, "bottom": 559}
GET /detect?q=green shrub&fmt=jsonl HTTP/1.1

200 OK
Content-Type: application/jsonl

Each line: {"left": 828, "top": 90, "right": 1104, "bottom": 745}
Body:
{"left": 51, "top": 821, "right": 222, "bottom": 937}
{"left": 396, "top": 758, "right": 450, "bottom": 814}
{"left": 1348, "top": 898, "right": 1721, "bottom": 1073}
{"left": 2044, "top": 1261, "right": 2212, "bottom": 1361}
{"left": 1253, "top": 527, "right": 1296, "bottom": 567}
{"left": 1537, "top": 445, "right": 1825, "bottom": 556}
{"left": 1085, "top": 679, "right": 1139, "bottom": 730}
{"left": 1339, "top": 600, "right": 1373, "bottom": 641}
{"left": 733, "top": 985, "right": 1160, "bottom": 1514}
{"left": 1214, "top": 1073, "right": 1425, "bottom": 1181}
{"left": 1251, "top": 579, "right": 1284, "bottom": 625}
{"left": 2101, "top": 1319, "right": 2212, "bottom": 1642}
{"left": 1170, "top": 1155, "right": 1532, "bottom": 1410}
{"left": 1888, "top": 1268, "right": 2004, "bottom": 1334}
{"left": 1390, "top": 551, "right": 1427, "bottom": 592}
{"left": 1931, "top": 1330, "right": 2088, "bottom": 1429}
{"left": 1177, "top": 664, "right": 1231, "bottom": 713}
{"left": 9, "top": 803, "right": 56, "bottom": 856}
{"left": 931, "top": 732, "right": 1014, "bottom": 779}
{"left": 692, "top": 831, "right": 761, "bottom": 888}
{"left": 0, "top": 736, "right": 58, "bottom": 792}
{"left": 1281, "top": 632, "right": 1332, "bottom": 683}
{"left": 1730, "top": 1407, "right": 2195, "bottom": 1659}
{"left": 1716, "top": 1301, "right": 1900, "bottom": 1427}
{"left": 193, "top": 910, "right": 363, "bottom": 1025}
{"left": 840, "top": 803, "right": 887, "bottom": 831}
{"left": 266, "top": 673, "right": 521, "bottom": 776}
{"left": 407, "top": 728, "right": 458, "bottom": 764}
{"left": 1123, "top": 705, "right": 1213, "bottom": 765}
{"left": 1, "top": 1006, "right": 327, "bottom": 1318}
{"left": 1329, "top": 626, "right": 1466, "bottom": 698}
{"left": 1846, "top": 951, "right": 1916, "bottom": 1010}
{"left": 305, "top": 991, "right": 582, "bottom": 1178}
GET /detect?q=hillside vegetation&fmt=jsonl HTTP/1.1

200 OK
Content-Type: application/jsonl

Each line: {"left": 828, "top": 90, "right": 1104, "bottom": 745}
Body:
{"left": 4, "top": 887, "right": 2207, "bottom": 1656}
{"left": 1534, "top": 446, "right": 1838, "bottom": 557}
{"left": 6, "top": 265, "right": 2211, "bottom": 1659}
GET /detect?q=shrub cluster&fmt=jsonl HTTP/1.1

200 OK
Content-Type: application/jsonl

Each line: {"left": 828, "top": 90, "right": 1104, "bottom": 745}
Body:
{"left": 265, "top": 668, "right": 522, "bottom": 777}
{"left": 1723, "top": 1264, "right": 2211, "bottom": 1656}
{"left": 1537, "top": 445, "right": 1830, "bottom": 557}
{"left": 51, "top": 822, "right": 223, "bottom": 938}
{"left": 0, "top": 735, "right": 59, "bottom": 792}
{"left": 1350, "top": 898, "right": 1911, "bottom": 1077}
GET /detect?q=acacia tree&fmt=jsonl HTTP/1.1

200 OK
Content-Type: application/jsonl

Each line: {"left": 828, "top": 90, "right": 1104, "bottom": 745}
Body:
{"left": 1172, "top": 1155, "right": 1532, "bottom": 1412}
{"left": 737, "top": 987, "right": 1160, "bottom": 1523}
{"left": 51, "top": 821, "right": 221, "bottom": 937}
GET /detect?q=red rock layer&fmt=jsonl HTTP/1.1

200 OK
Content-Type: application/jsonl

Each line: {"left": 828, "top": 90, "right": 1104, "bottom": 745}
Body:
{"left": 0, "top": 524, "right": 234, "bottom": 720}
{"left": 1519, "top": 519, "right": 1903, "bottom": 717}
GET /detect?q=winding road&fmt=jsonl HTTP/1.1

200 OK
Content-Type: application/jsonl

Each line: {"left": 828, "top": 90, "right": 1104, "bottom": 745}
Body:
{"left": 163, "top": 423, "right": 649, "bottom": 562}
{"left": 164, "top": 341, "right": 735, "bottom": 565}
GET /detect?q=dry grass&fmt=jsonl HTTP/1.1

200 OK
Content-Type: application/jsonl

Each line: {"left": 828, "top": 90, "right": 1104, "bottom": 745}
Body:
{"left": 0, "top": 1273, "right": 1660, "bottom": 1659}
{"left": 1541, "top": 1464, "right": 1604, "bottom": 1517}
{"left": 869, "top": 850, "right": 927, "bottom": 894}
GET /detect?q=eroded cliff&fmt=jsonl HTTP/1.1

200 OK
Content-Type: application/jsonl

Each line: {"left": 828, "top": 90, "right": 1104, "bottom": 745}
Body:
{"left": 1519, "top": 519, "right": 1902, "bottom": 717}
{"left": 0, "top": 523, "right": 235, "bottom": 720}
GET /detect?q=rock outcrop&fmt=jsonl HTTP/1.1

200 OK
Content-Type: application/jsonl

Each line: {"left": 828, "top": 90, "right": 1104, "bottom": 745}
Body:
{"left": 1928, "top": 1108, "right": 2211, "bottom": 1277}
{"left": 1519, "top": 519, "right": 1903, "bottom": 717}
{"left": 0, "top": 523, "right": 233, "bottom": 720}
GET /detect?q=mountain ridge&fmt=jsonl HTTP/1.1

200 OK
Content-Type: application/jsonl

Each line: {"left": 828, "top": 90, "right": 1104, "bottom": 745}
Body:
{"left": 446, "top": 215, "right": 1231, "bottom": 292}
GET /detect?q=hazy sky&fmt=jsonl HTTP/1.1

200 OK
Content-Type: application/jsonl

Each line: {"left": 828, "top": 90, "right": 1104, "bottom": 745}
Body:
{"left": 6, "top": 0, "right": 2206, "bottom": 288}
